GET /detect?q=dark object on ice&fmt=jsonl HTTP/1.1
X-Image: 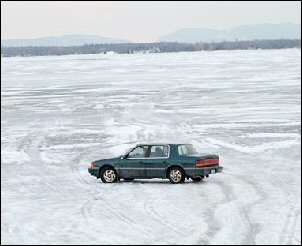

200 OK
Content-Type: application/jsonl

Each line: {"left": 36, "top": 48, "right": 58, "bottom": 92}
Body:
{"left": 88, "top": 144, "right": 222, "bottom": 184}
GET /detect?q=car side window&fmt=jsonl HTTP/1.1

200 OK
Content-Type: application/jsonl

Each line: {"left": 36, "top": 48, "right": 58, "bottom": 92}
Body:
{"left": 149, "top": 145, "right": 169, "bottom": 158}
{"left": 178, "top": 145, "right": 188, "bottom": 155}
{"left": 128, "top": 146, "right": 148, "bottom": 158}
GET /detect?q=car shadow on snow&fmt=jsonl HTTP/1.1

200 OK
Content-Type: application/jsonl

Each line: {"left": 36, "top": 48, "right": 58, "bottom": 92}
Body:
{"left": 117, "top": 179, "right": 206, "bottom": 184}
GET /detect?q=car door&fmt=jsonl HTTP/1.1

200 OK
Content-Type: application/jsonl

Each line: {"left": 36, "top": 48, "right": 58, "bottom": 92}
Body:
{"left": 144, "top": 145, "right": 170, "bottom": 178}
{"left": 119, "top": 145, "right": 148, "bottom": 178}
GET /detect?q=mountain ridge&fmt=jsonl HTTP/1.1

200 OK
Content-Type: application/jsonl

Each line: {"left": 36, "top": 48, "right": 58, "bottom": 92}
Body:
{"left": 158, "top": 23, "right": 301, "bottom": 43}
{"left": 2, "top": 23, "right": 301, "bottom": 47}
{"left": 1, "top": 34, "right": 131, "bottom": 47}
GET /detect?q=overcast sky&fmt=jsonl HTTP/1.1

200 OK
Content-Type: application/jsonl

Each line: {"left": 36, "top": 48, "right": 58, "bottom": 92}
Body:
{"left": 1, "top": 1, "right": 301, "bottom": 42}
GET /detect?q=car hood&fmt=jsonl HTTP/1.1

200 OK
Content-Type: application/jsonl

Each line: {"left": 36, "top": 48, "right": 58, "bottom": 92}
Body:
{"left": 95, "top": 156, "right": 121, "bottom": 164}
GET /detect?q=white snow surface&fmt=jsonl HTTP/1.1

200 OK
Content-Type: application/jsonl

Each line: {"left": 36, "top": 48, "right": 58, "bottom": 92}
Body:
{"left": 1, "top": 49, "right": 301, "bottom": 245}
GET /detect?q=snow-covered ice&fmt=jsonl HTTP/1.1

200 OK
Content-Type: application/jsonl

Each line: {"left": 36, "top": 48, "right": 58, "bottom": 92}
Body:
{"left": 1, "top": 49, "right": 301, "bottom": 244}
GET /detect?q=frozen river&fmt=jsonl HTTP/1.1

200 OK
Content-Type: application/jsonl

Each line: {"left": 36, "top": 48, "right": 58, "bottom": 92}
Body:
{"left": 1, "top": 49, "right": 301, "bottom": 244}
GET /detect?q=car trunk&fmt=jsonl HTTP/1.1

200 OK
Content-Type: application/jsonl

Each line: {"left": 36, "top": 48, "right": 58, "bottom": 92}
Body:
{"left": 191, "top": 153, "right": 220, "bottom": 167}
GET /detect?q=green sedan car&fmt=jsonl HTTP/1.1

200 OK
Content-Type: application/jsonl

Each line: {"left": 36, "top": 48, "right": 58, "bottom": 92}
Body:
{"left": 88, "top": 143, "right": 222, "bottom": 184}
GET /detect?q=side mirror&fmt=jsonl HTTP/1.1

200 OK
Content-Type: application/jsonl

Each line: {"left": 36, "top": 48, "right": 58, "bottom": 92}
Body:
{"left": 121, "top": 148, "right": 132, "bottom": 159}
{"left": 121, "top": 154, "right": 128, "bottom": 159}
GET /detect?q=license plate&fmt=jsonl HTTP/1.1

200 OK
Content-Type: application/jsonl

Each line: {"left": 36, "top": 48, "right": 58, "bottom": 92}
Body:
{"left": 210, "top": 169, "right": 215, "bottom": 174}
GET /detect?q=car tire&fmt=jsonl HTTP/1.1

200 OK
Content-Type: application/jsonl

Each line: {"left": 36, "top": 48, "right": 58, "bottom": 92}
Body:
{"left": 169, "top": 167, "right": 185, "bottom": 184}
{"left": 100, "top": 167, "right": 118, "bottom": 183}
{"left": 191, "top": 176, "right": 204, "bottom": 182}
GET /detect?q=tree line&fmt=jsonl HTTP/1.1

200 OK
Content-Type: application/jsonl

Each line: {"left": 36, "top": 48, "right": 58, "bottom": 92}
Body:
{"left": 1, "top": 39, "right": 300, "bottom": 57}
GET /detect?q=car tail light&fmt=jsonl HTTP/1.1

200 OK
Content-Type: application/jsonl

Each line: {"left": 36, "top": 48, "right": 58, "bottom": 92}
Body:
{"left": 91, "top": 162, "right": 96, "bottom": 168}
{"left": 196, "top": 159, "right": 219, "bottom": 167}
{"left": 196, "top": 160, "right": 204, "bottom": 167}
{"left": 204, "top": 159, "right": 219, "bottom": 166}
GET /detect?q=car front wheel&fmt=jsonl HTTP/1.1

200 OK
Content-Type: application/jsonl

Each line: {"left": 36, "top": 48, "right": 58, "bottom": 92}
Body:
{"left": 169, "top": 167, "right": 185, "bottom": 184}
{"left": 101, "top": 167, "right": 118, "bottom": 183}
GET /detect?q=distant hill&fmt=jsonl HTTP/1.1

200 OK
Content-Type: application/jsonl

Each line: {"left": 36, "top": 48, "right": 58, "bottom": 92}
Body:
{"left": 158, "top": 23, "right": 301, "bottom": 43}
{"left": 1, "top": 34, "right": 131, "bottom": 47}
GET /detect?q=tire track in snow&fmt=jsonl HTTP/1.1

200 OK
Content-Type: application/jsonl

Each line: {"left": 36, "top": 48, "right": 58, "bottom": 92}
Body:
{"left": 264, "top": 170, "right": 301, "bottom": 245}
{"left": 79, "top": 189, "right": 156, "bottom": 241}
{"left": 143, "top": 199, "right": 184, "bottom": 236}
{"left": 280, "top": 206, "right": 301, "bottom": 245}
{"left": 70, "top": 155, "right": 155, "bottom": 242}
{"left": 140, "top": 182, "right": 198, "bottom": 244}
{"left": 223, "top": 172, "right": 265, "bottom": 245}
{"left": 12, "top": 123, "right": 75, "bottom": 243}
{"left": 278, "top": 189, "right": 301, "bottom": 245}
{"left": 197, "top": 171, "right": 264, "bottom": 245}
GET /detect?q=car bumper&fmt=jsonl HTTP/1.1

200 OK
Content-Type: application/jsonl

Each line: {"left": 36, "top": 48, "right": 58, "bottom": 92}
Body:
{"left": 204, "top": 166, "right": 223, "bottom": 175}
{"left": 186, "top": 166, "right": 223, "bottom": 177}
{"left": 88, "top": 167, "right": 99, "bottom": 178}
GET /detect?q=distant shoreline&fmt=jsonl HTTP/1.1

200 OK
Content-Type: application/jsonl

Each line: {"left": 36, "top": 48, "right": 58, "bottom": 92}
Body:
{"left": 1, "top": 39, "right": 301, "bottom": 57}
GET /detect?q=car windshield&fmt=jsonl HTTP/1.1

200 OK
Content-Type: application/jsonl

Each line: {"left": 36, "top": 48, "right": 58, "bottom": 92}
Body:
{"left": 178, "top": 144, "right": 198, "bottom": 155}
{"left": 124, "top": 148, "right": 133, "bottom": 155}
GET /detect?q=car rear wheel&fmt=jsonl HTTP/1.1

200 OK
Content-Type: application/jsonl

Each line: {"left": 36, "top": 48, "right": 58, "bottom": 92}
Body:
{"left": 169, "top": 167, "right": 185, "bottom": 184}
{"left": 101, "top": 167, "right": 117, "bottom": 183}
{"left": 191, "top": 176, "right": 204, "bottom": 182}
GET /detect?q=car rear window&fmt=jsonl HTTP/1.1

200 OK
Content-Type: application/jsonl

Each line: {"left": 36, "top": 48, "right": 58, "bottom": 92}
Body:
{"left": 178, "top": 144, "right": 198, "bottom": 156}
